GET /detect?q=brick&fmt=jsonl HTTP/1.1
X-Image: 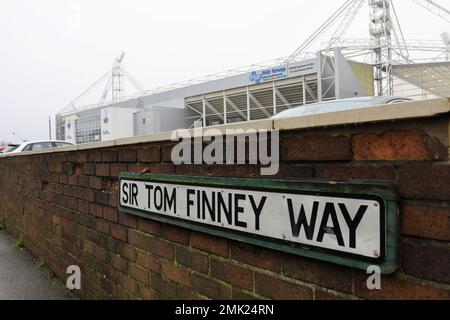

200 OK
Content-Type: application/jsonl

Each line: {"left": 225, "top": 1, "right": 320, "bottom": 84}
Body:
{"left": 139, "top": 286, "right": 159, "bottom": 300}
{"left": 110, "top": 164, "right": 128, "bottom": 177}
{"left": 48, "top": 173, "right": 61, "bottom": 184}
{"left": 103, "top": 207, "right": 118, "bottom": 223}
{"left": 110, "top": 224, "right": 127, "bottom": 241}
{"left": 191, "top": 232, "right": 229, "bottom": 257}
{"left": 88, "top": 150, "right": 102, "bottom": 162}
{"left": 102, "top": 150, "right": 118, "bottom": 163}
{"left": 81, "top": 189, "right": 95, "bottom": 201}
{"left": 159, "top": 277, "right": 177, "bottom": 299}
{"left": 109, "top": 192, "right": 118, "bottom": 207}
{"left": 282, "top": 254, "right": 352, "bottom": 293}
{"left": 138, "top": 218, "right": 161, "bottom": 236}
{"left": 137, "top": 147, "right": 160, "bottom": 163}
{"left": 281, "top": 134, "right": 352, "bottom": 161}
{"left": 175, "top": 165, "right": 210, "bottom": 176}
{"left": 232, "top": 288, "right": 260, "bottom": 300}
{"left": 269, "top": 164, "right": 314, "bottom": 180}
{"left": 161, "top": 260, "right": 191, "bottom": 287}
{"left": 103, "top": 179, "right": 119, "bottom": 192}
{"left": 113, "top": 283, "right": 134, "bottom": 300}
{"left": 94, "top": 191, "right": 110, "bottom": 205}
{"left": 73, "top": 187, "right": 93, "bottom": 201}
{"left": 118, "top": 243, "right": 137, "bottom": 262}
{"left": 136, "top": 251, "right": 161, "bottom": 273}
{"left": 161, "top": 145, "right": 175, "bottom": 163}
{"left": 147, "top": 164, "right": 176, "bottom": 174}
{"left": 77, "top": 200, "right": 90, "bottom": 214}
{"left": 129, "top": 263, "right": 150, "bottom": 285}
{"left": 78, "top": 175, "right": 90, "bottom": 188}
{"left": 83, "top": 240, "right": 95, "bottom": 255}
{"left": 354, "top": 271, "right": 450, "bottom": 300}
{"left": 68, "top": 198, "right": 78, "bottom": 210}
{"left": 96, "top": 164, "right": 110, "bottom": 177}
{"left": 402, "top": 201, "right": 450, "bottom": 241}
{"left": 231, "top": 242, "right": 281, "bottom": 273}
{"left": 255, "top": 273, "right": 313, "bottom": 300}
{"left": 118, "top": 149, "right": 137, "bottom": 162}
{"left": 128, "top": 229, "right": 150, "bottom": 250}
{"left": 176, "top": 285, "right": 201, "bottom": 300}
{"left": 118, "top": 213, "right": 138, "bottom": 228}
{"left": 89, "top": 203, "right": 103, "bottom": 218}
{"left": 82, "top": 163, "right": 96, "bottom": 176}
{"left": 402, "top": 238, "right": 450, "bottom": 284}
{"left": 62, "top": 163, "right": 74, "bottom": 175}
{"left": 150, "top": 238, "right": 174, "bottom": 260}
{"left": 209, "top": 165, "right": 256, "bottom": 178}
{"left": 150, "top": 273, "right": 162, "bottom": 293}
{"left": 315, "top": 163, "right": 396, "bottom": 181}
{"left": 397, "top": 164, "right": 450, "bottom": 200}
{"left": 161, "top": 224, "right": 189, "bottom": 245}
{"left": 73, "top": 163, "right": 84, "bottom": 174}
{"left": 59, "top": 174, "right": 68, "bottom": 185}
{"left": 111, "top": 254, "right": 128, "bottom": 273}
{"left": 352, "top": 130, "right": 448, "bottom": 161}
{"left": 68, "top": 175, "right": 78, "bottom": 186}
{"left": 210, "top": 258, "right": 253, "bottom": 291}
{"left": 48, "top": 162, "right": 63, "bottom": 173}
{"left": 127, "top": 164, "right": 150, "bottom": 174}
{"left": 89, "top": 176, "right": 103, "bottom": 190}
{"left": 100, "top": 277, "right": 114, "bottom": 295}
{"left": 191, "top": 273, "right": 232, "bottom": 300}
{"left": 118, "top": 275, "right": 139, "bottom": 296}
{"left": 176, "top": 246, "right": 209, "bottom": 274}
{"left": 96, "top": 220, "right": 109, "bottom": 234}
{"left": 315, "top": 290, "right": 345, "bottom": 300}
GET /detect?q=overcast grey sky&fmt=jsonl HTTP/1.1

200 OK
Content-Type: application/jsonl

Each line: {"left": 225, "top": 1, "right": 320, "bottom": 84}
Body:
{"left": 0, "top": 0, "right": 448, "bottom": 142}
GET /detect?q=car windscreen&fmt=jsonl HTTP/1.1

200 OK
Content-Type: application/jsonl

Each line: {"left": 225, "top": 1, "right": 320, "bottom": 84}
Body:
{"left": 1, "top": 145, "right": 19, "bottom": 153}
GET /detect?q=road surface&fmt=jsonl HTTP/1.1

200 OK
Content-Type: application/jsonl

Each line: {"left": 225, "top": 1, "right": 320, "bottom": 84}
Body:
{"left": 0, "top": 230, "right": 76, "bottom": 300}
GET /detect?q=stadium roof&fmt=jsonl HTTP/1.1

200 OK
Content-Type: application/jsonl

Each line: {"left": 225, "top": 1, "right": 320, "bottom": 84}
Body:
{"left": 392, "top": 61, "right": 450, "bottom": 98}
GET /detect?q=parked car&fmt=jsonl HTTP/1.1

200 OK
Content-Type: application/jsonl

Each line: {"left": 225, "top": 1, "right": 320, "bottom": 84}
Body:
{"left": 1, "top": 144, "right": 20, "bottom": 154}
{"left": 3, "top": 140, "right": 75, "bottom": 154}
{"left": 271, "top": 96, "right": 412, "bottom": 120}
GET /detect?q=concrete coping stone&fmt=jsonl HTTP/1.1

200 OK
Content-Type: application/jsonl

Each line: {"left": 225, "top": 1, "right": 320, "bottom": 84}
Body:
{"left": 1, "top": 97, "right": 449, "bottom": 158}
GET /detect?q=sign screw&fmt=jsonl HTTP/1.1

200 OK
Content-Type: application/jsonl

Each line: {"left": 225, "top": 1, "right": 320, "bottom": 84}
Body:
{"left": 373, "top": 250, "right": 379, "bottom": 257}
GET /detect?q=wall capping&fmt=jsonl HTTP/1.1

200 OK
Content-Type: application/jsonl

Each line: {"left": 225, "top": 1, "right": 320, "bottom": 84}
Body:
{"left": 1, "top": 97, "right": 449, "bottom": 158}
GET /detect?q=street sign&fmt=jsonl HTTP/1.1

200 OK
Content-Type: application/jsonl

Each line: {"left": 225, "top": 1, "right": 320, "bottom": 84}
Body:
{"left": 119, "top": 173, "right": 400, "bottom": 274}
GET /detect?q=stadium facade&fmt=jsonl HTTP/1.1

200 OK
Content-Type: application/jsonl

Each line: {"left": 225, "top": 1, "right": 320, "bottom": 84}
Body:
{"left": 56, "top": 49, "right": 377, "bottom": 144}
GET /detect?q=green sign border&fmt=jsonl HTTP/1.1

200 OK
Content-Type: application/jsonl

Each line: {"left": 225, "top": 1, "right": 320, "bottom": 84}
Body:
{"left": 118, "top": 173, "right": 401, "bottom": 274}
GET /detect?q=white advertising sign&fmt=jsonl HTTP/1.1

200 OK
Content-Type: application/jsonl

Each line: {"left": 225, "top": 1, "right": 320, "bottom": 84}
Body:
{"left": 249, "top": 59, "right": 318, "bottom": 84}
{"left": 64, "top": 115, "right": 78, "bottom": 144}
{"left": 288, "top": 60, "right": 318, "bottom": 77}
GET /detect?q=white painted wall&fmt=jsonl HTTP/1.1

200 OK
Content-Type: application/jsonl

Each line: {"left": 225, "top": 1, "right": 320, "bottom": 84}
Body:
{"left": 101, "top": 107, "right": 137, "bottom": 141}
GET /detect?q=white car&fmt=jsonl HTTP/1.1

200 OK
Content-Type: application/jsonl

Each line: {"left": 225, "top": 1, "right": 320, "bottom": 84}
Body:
{"left": 271, "top": 96, "right": 412, "bottom": 120}
{"left": 4, "top": 140, "right": 75, "bottom": 154}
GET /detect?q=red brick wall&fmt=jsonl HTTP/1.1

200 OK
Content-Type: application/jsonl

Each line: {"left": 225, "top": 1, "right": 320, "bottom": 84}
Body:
{"left": 0, "top": 116, "right": 449, "bottom": 300}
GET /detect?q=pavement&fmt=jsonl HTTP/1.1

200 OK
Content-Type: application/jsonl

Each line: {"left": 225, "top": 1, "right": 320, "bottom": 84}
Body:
{"left": 0, "top": 230, "right": 76, "bottom": 300}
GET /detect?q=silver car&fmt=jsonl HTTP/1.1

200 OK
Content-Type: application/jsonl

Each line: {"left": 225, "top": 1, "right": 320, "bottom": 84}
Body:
{"left": 271, "top": 96, "right": 412, "bottom": 120}
{"left": 3, "top": 140, "right": 75, "bottom": 154}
